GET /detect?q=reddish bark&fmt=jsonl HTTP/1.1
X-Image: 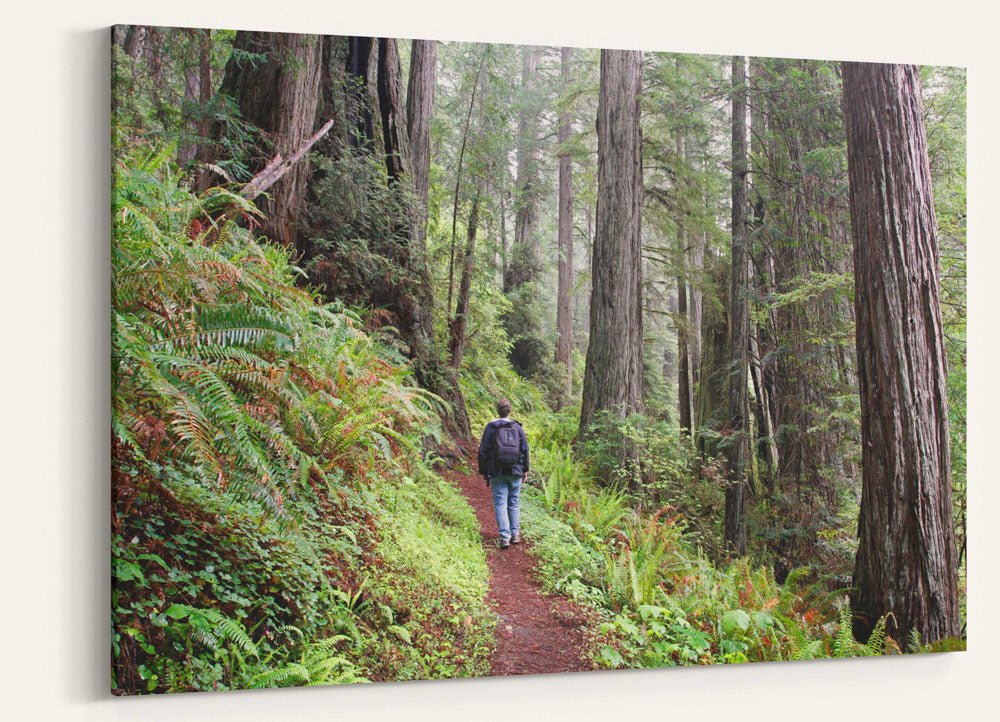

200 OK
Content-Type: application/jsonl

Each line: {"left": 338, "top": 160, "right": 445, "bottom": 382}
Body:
{"left": 842, "top": 61, "right": 960, "bottom": 644}
{"left": 579, "top": 49, "right": 645, "bottom": 485}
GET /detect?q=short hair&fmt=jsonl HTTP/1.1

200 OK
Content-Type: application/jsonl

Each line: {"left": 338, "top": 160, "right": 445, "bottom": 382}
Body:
{"left": 496, "top": 398, "right": 512, "bottom": 417}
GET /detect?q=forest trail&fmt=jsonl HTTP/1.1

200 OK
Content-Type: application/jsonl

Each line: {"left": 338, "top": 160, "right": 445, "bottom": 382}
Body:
{"left": 447, "top": 465, "right": 595, "bottom": 677}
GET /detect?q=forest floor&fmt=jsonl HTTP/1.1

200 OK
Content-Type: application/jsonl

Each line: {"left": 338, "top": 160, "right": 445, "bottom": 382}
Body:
{"left": 447, "top": 463, "right": 595, "bottom": 677}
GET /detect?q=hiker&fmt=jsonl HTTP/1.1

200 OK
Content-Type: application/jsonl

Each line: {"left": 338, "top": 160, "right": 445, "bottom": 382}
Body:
{"left": 477, "top": 398, "right": 530, "bottom": 549}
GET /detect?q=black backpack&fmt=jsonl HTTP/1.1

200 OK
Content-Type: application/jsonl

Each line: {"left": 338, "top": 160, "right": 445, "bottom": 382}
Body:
{"left": 493, "top": 421, "right": 521, "bottom": 472}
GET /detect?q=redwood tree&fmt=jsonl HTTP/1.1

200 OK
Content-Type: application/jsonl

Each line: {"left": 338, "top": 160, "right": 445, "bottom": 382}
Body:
{"left": 407, "top": 40, "right": 437, "bottom": 248}
{"left": 218, "top": 31, "right": 323, "bottom": 248}
{"left": 311, "top": 36, "right": 470, "bottom": 440}
{"left": 579, "top": 49, "right": 644, "bottom": 484}
{"left": 503, "top": 46, "right": 546, "bottom": 377}
{"left": 675, "top": 130, "right": 693, "bottom": 439}
{"left": 555, "top": 46, "right": 575, "bottom": 406}
{"left": 842, "top": 61, "right": 960, "bottom": 644}
{"left": 724, "top": 55, "right": 751, "bottom": 555}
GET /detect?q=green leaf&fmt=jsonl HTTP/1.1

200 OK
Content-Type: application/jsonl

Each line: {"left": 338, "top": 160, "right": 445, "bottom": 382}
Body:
{"left": 388, "top": 625, "right": 412, "bottom": 644}
{"left": 138, "top": 553, "right": 170, "bottom": 570}
{"left": 638, "top": 604, "right": 664, "bottom": 621}
{"left": 115, "top": 559, "right": 145, "bottom": 584}
{"left": 600, "top": 646, "right": 625, "bottom": 668}
{"left": 722, "top": 609, "right": 751, "bottom": 635}
{"left": 164, "top": 604, "right": 191, "bottom": 620}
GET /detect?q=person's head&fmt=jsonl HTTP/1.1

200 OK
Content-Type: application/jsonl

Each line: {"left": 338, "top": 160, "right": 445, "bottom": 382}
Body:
{"left": 496, "top": 398, "right": 512, "bottom": 419}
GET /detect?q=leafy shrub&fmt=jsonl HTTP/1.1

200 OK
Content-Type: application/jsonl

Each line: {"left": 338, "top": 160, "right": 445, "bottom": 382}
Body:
{"left": 111, "top": 143, "right": 492, "bottom": 693}
{"left": 461, "top": 361, "right": 548, "bottom": 433}
{"left": 576, "top": 412, "right": 725, "bottom": 554}
{"left": 517, "top": 412, "right": 911, "bottom": 671}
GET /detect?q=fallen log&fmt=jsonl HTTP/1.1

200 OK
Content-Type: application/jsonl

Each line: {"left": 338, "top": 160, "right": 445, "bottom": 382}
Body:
{"left": 191, "top": 117, "right": 336, "bottom": 244}
{"left": 239, "top": 117, "right": 336, "bottom": 201}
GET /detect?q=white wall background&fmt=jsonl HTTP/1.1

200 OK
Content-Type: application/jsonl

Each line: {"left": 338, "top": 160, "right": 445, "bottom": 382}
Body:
{"left": 1, "top": 1, "right": 995, "bottom": 719}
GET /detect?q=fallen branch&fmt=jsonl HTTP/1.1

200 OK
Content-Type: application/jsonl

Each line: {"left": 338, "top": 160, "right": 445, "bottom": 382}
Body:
{"left": 191, "top": 117, "right": 336, "bottom": 244}
{"left": 239, "top": 117, "right": 336, "bottom": 201}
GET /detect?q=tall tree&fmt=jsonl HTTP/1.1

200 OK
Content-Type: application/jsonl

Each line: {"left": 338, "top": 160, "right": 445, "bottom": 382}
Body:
{"left": 579, "top": 49, "right": 644, "bottom": 484}
{"left": 449, "top": 189, "right": 481, "bottom": 369}
{"left": 764, "top": 60, "right": 855, "bottom": 490}
{"left": 218, "top": 31, "right": 323, "bottom": 248}
{"left": 675, "top": 132, "right": 693, "bottom": 439}
{"left": 406, "top": 40, "right": 437, "bottom": 248}
{"left": 842, "top": 61, "right": 960, "bottom": 644}
{"left": 448, "top": 59, "right": 491, "bottom": 371}
{"left": 695, "top": 248, "right": 729, "bottom": 459}
{"left": 176, "top": 30, "right": 214, "bottom": 183}
{"left": 555, "top": 46, "right": 576, "bottom": 406}
{"left": 724, "top": 55, "right": 751, "bottom": 555}
{"left": 335, "top": 36, "right": 471, "bottom": 440}
{"left": 747, "top": 57, "right": 779, "bottom": 498}
{"left": 376, "top": 38, "right": 410, "bottom": 184}
{"left": 503, "top": 46, "right": 546, "bottom": 377}
{"left": 177, "top": 30, "right": 202, "bottom": 169}
{"left": 446, "top": 49, "right": 488, "bottom": 315}
{"left": 749, "top": 58, "right": 857, "bottom": 573}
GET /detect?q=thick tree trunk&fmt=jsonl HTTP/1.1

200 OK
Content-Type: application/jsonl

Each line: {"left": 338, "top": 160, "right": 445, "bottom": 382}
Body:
{"left": 192, "top": 30, "right": 214, "bottom": 190}
{"left": 579, "top": 49, "right": 645, "bottom": 486}
{"left": 218, "top": 31, "right": 322, "bottom": 248}
{"left": 122, "top": 25, "right": 145, "bottom": 59}
{"left": 400, "top": 38, "right": 439, "bottom": 379}
{"left": 724, "top": 55, "right": 751, "bottom": 556}
{"left": 376, "top": 38, "right": 411, "bottom": 185}
{"left": 177, "top": 31, "right": 201, "bottom": 169}
{"left": 340, "top": 37, "right": 470, "bottom": 441}
{"left": 843, "top": 61, "right": 960, "bottom": 645}
{"left": 406, "top": 40, "right": 436, "bottom": 248}
{"left": 555, "top": 46, "right": 575, "bottom": 407}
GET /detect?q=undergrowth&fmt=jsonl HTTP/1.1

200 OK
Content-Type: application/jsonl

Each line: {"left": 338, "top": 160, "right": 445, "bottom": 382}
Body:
{"left": 514, "top": 411, "right": 959, "bottom": 669}
{"left": 111, "top": 143, "right": 492, "bottom": 694}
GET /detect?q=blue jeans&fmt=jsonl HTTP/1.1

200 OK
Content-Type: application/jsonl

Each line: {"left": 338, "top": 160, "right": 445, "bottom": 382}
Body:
{"left": 490, "top": 474, "right": 522, "bottom": 542}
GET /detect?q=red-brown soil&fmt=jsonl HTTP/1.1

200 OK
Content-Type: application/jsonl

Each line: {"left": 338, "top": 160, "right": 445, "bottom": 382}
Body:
{"left": 448, "top": 468, "right": 596, "bottom": 677}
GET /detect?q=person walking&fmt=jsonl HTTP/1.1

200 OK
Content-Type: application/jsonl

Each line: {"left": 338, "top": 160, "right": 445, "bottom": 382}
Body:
{"left": 477, "top": 398, "right": 530, "bottom": 549}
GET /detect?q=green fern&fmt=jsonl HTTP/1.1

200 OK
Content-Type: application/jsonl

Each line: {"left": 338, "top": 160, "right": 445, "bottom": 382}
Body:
{"left": 831, "top": 604, "right": 856, "bottom": 657}
{"left": 865, "top": 614, "right": 889, "bottom": 656}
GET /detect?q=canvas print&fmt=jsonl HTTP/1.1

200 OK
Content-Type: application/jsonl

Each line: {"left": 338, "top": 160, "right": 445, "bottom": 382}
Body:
{"left": 110, "top": 24, "right": 967, "bottom": 694}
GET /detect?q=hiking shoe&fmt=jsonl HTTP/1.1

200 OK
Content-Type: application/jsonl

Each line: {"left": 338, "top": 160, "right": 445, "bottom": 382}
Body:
{"left": 511, "top": 533, "right": 521, "bottom": 544}
{"left": 499, "top": 538, "right": 510, "bottom": 549}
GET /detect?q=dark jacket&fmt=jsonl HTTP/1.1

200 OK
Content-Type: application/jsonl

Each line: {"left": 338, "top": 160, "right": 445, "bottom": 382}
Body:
{"left": 477, "top": 418, "right": 529, "bottom": 479}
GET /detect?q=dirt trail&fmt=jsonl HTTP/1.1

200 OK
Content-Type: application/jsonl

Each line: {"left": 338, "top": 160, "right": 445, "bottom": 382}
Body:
{"left": 448, "top": 468, "right": 595, "bottom": 677}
